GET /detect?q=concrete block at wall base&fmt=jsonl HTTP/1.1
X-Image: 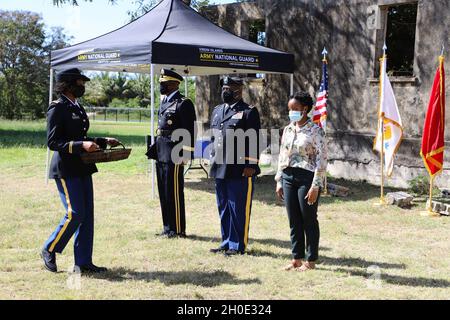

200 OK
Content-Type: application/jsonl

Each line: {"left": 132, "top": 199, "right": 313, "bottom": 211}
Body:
{"left": 443, "top": 205, "right": 450, "bottom": 216}
{"left": 327, "top": 183, "right": 350, "bottom": 197}
{"left": 425, "top": 200, "right": 450, "bottom": 216}
{"left": 385, "top": 192, "right": 413, "bottom": 208}
{"left": 444, "top": 205, "right": 450, "bottom": 216}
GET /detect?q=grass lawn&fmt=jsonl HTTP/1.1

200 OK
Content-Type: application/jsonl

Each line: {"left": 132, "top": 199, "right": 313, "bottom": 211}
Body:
{"left": 0, "top": 120, "right": 449, "bottom": 300}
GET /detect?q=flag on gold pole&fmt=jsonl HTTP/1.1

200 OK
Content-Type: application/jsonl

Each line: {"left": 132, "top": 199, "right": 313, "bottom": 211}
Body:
{"left": 313, "top": 48, "right": 329, "bottom": 130}
{"left": 373, "top": 48, "right": 404, "bottom": 180}
{"left": 313, "top": 48, "right": 329, "bottom": 193}
{"left": 420, "top": 53, "right": 445, "bottom": 214}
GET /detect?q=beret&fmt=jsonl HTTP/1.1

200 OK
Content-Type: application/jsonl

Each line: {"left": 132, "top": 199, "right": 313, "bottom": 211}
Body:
{"left": 220, "top": 76, "right": 244, "bottom": 87}
{"left": 56, "top": 68, "right": 90, "bottom": 82}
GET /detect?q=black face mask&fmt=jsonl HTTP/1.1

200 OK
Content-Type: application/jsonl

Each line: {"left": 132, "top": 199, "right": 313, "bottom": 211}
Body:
{"left": 70, "top": 84, "right": 85, "bottom": 98}
{"left": 160, "top": 83, "right": 170, "bottom": 95}
{"left": 222, "top": 90, "right": 236, "bottom": 104}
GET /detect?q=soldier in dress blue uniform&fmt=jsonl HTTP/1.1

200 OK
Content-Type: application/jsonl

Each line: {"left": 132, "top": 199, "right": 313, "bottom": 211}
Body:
{"left": 146, "top": 69, "right": 196, "bottom": 238}
{"left": 41, "top": 68, "right": 120, "bottom": 273}
{"left": 209, "top": 77, "right": 261, "bottom": 256}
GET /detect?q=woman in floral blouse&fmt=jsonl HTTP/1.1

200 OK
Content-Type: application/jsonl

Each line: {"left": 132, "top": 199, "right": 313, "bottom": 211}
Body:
{"left": 275, "top": 91, "right": 327, "bottom": 272}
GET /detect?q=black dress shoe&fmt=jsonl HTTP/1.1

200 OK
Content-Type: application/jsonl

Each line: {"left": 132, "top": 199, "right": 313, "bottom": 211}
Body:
{"left": 41, "top": 248, "right": 57, "bottom": 272}
{"left": 210, "top": 247, "right": 228, "bottom": 254}
{"left": 156, "top": 231, "right": 178, "bottom": 238}
{"left": 166, "top": 231, "right": 177, "bottom": 238}
{"left": 224, "top": 249, "right": 244, "bottom": 256}
{"left": 177, "top": 233, "right": 187, "bottom": 238}
{"left": 76, "top": 264, "right": 108, "bottom": 273}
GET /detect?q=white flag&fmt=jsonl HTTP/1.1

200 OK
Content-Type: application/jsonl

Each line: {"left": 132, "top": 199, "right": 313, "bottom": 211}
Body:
{"left": 373, "top": 54, "right": 403, "bottom": 177}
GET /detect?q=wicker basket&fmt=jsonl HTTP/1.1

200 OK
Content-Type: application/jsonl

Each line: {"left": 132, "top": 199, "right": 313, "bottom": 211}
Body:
{"left": 80, "top": 143, "right": 132, "bottom": 164}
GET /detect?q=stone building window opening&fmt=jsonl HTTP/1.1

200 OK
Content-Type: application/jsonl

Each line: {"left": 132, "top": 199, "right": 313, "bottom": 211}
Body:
{"left": 377, "top": 2, "right": 418, "bottom": 78}
{"left": 248, "top": 19, "right": 266, "bottom": 79}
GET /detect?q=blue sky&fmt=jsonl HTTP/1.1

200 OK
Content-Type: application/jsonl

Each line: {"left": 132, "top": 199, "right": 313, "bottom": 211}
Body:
{"left": 0, "top": 0, "right": 238, "bottom": 44}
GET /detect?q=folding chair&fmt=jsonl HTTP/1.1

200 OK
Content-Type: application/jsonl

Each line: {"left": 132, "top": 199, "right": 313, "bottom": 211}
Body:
{"left": 184, "top": 138, "right": 211, "bottom": 178}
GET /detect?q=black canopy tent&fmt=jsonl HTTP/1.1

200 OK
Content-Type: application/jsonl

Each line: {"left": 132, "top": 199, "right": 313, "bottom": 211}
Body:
{"left": 50, "top": 0, "right": 294, "bottom": 75}
{"left": 47, "top": 0, "right": 295, "bottom": 196}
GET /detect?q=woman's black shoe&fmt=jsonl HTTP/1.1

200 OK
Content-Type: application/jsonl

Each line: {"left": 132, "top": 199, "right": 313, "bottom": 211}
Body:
{"left": 224, "top": 249, "right": 244, "bottom": 256}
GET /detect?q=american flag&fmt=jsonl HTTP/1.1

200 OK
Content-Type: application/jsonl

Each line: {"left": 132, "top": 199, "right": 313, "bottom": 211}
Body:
{"left": 313, "top": 53, "right": 329, "bottom": 131}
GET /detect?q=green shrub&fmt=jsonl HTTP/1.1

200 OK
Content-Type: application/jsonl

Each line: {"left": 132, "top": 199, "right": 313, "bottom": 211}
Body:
{"left": 408, "top": 175, "right": 440, "bottom": 196}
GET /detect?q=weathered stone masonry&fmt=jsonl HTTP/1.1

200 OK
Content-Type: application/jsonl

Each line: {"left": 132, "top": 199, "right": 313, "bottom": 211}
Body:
{"left": 196, "top": 0, "right": 450, "bottom": 188}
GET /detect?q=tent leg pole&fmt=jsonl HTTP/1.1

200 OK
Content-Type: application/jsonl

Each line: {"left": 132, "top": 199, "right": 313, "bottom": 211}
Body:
{"left": 290, "top": 74, "right": 294, "bottom": 96}
{"left": 184, "top": 76, "right": 188, "bottom": 97}
{"left": 46, "top": 69, "right": 54, "bottom": 185}
{"left": 150, "top": 64, "right": 155, "bottom": 200}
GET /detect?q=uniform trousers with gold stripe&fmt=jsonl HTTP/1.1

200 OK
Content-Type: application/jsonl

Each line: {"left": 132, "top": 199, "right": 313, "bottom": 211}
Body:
{"left": 156, "top": 162, "right": 186, "bottom": 235}
{"left": 215, "top": 177, "right": 255, "bottom": 253}
{"left": 43, "top": 176, "right": 94, "bottom": 266}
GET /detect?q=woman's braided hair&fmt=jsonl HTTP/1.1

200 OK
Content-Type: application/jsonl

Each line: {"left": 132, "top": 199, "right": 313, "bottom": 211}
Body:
{"left": 289, "top": 91, "right": 314, "bottom": 113}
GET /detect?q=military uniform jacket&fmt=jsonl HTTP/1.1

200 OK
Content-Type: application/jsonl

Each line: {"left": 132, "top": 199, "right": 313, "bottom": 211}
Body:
{"left": 209, "top": 100, "right": 261, "bottom": 179}
{"left": 155, "top": 91, "right": 197, "bottom": 163}
{"left": 47, "top": 95, "right": 106, "bottom": 179}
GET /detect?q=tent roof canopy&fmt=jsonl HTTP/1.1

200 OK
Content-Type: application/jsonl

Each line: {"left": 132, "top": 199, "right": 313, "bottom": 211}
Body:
{"left": 51, "top": 0, "right": 294, "bottom": 76}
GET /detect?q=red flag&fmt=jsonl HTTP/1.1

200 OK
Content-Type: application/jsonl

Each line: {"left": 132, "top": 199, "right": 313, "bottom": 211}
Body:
{"left": 420, "top": 55, "right": 446, "bottom": 177}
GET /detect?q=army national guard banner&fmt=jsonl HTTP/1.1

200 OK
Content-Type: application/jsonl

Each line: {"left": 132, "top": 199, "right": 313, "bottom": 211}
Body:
{"left": 50, "top": 0, "right": 294, "bottom": 76}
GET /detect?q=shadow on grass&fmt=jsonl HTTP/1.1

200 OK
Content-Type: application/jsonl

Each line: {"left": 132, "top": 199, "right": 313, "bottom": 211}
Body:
{"left": 86, "top": 268, "right": 261, "bottom": 287}
{"left": 186, "top": 233, "right": 406, "bottom": 270}
{"left": 329, "top": 267, "right": 450, "bottom": 288}
{"left": 319, "top": 256, "right": 406, "bottom": 270}
{"left": 319, "top": 177, "right": 408, "bottom": 204}
{"left": 185, "top": 234, "right": 331, "bottom": 253}
{"left": 239, "top": 248, "right": 409, "bottom": 270}
{"left": 0, "top": 129, "right": 146, "bottom": 148}
{"left": 0, "top": 129, "right": 47, "bottom": 148}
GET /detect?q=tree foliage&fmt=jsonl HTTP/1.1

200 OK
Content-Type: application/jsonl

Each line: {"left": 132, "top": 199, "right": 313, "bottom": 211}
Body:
{"left": 82, "top": 72, "right": 152, "bottom": 107}
{"left": 127, "top": 0, "right": 210, "bottom": 18}
{"left": 52, "top": 0, "right": 211, "bottom": 21}
{"left": 82, "top": 72, "right": 196, "bottom": 109}
{"left": 0, "top": 11, "right": 71, "bottom": 119}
